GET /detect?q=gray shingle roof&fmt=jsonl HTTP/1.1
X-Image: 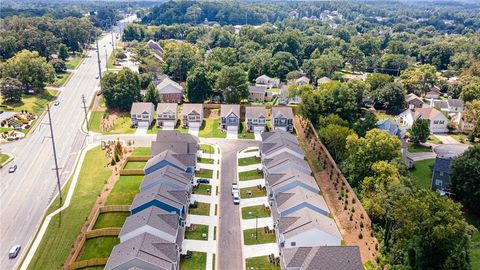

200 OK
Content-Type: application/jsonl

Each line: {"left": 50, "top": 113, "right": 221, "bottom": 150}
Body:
{"left": 274, "top": 186, "right": 329, "bottom": 216}
{"left": 433, "top": 100, "right": 448, "bottom": 109}
{"left": 261, "top": 130, "right": 298, "bottom": 144}
{"left": 433, "top": 157, "right": 453, "bottom": 174}
{"left": 220, "top": 104, "right": 240, "bottom": 118}
{"left": 263, "top": 152, "right": 310, "bottom": 172}
{"left": 145, "top": 150, "right": 189, "bottom": 172}
{"left": 282, "top": 246, "right": 362, "bottom": 270}
{"left": 262, "top": 138, "right": 303, "bottom": 157}
{"left": 105, "top": 232, "right": 178, "bottom": 270}
{"left": 248, "top": 85, "right": 267, "bottom": 94}
{"left": 245, "top": 106, "right": 266, "bottom": 119}
{"left": 278, "top": 208, "right": 341, "bottom": 241}
{"left": 119, "top": 207, "right": 179, "bottom": 239}
{"left": 141, "top": 166, "right": 192, "bottom": 191}
{"left": 182, "top": 103, "right": 204, "bottom": 117}
{"left": 447, "top": 98, "right": 464, "bottom": 108}
{"left": 131, "top": 184, "right": 188, "bottom": 212}
{"left": 130, "top": 102, "right": 155, "bottom": 115}
{"left": 271, "top": 106, "right": 294, "bottom": 119}
{"left": 156, "top": 103, "right": 178, "bottom": 115}
{"left": 266, "top": 168, "right": 318, "bottom": 192}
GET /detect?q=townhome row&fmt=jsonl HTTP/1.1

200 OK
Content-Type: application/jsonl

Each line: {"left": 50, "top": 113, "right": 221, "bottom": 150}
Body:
{"left": 130, "top": 102, "right": 204, "bottom": 129}
{"left": 260, "top": 131, "right": 363, "bottom": 270}
{"left": 105, "top": 131, "right": 199, "bottom": 270}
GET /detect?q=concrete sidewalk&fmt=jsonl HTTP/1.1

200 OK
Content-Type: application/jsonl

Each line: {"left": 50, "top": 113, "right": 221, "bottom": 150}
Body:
{"left": 240, "top": 197, "right": 269, "bottom": 208}
{"left": 238, "top": 163, "right": 262, "bottom": 172}
{"left": 241, "top": 217, "right": 274, "bottom": 230}
{"left": 243, "top": 243, "right": 279, "bottom": 259}
{"left": 238, "top": 179, "right": 265, "bottom": 188}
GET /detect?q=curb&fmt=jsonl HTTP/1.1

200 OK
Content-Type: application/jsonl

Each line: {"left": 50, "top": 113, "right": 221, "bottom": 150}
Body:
{"left": 0, "top": 152, "right": 15, "bottom": 168}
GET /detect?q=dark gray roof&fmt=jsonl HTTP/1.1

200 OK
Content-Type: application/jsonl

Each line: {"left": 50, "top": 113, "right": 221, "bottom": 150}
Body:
{"left": 220, "top": 104, "right": 240, "bottom": 118}
{"left": 263, "top": 152, "right": 309, "bottom": 172}
{"left": 119, "top": 207, "right": 179, "bottom": 239}
{"left": 271, "top": 106, "right": 294, "bottom": 119}
{"left": 248, "top": 85, "right": 267, "bottom": 94}
{"left": 447, "top": 98, "right": 464, "bottom": 108}
{"left": 245, "top": 106, "right": 266, "bottom": 119}
{"left": 274, "top": 186, "right": 329, "bottom": 215}
{"left": 278, "top": 208, "right": 341, "bottom": 240}
{"left": 261, "top": 130, "right": 298, "bottom": 144}
{"left": 131, "top": 184, "right": 188, "bottom": 212}
{"left": 266, "top": 168, "right": 318, "bottom": 191}
{"left": 141, "top": 166, "right": 192, "bottom": 191}
{"left": 433, "top": 100, "right": 448, "bottom": 109}
{"left": 105, "top": 232, "right": 178, "bottom": 270}
{"left": 433, "top": 157, "right": 453, "bottom": 174}
{"left": 154, "top": 130, "right": 198, "bottom": 145}
{"left": 282, "top": 246, "right": 362, "bottom": 270}
{"left": 262, "top": 138, "right": 303, "bottom": 157}
{"left": 145, "top": 150, "right": 189, "bottom": 172}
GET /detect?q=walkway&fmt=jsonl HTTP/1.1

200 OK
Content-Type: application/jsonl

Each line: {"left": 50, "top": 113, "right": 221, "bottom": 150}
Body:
{"left": 433, "top": 133, "right": 460, "bottom": 144}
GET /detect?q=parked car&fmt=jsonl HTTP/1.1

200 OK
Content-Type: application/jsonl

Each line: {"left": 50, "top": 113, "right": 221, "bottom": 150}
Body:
{"left": 54, "top": 100, "right": 60, "bottom": 106}
{"left": 232, "top": 191, "right": 240, "bottom": 204}
{"left": 8, "top": 245, "right": 21, "bottom": 259}
{"left": 197, "top": 178, "right": 210, "bottom": 184}
{"left": 231, "top": 183, "right": 239, "bottom": 195}
{"left": 8, "top": 165, "right": 17, "bottom": 173}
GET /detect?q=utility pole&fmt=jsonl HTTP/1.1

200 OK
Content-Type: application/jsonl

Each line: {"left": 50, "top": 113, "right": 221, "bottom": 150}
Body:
{"left": 81, "top": 94, "right": 89, "bottom": 133}
{"left": 46, "top": 104, "right": 63, "bottom": 207}
{"left": 105, "top": 49, "right": 109, "bottom": 72}
{"left": 95, "top": 32, "right": 103, "bottom": 92}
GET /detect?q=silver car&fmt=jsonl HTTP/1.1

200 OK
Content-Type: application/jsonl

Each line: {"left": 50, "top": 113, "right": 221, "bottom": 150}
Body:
{"left": 9, "top": 245, "right": 21, "bottom": 259}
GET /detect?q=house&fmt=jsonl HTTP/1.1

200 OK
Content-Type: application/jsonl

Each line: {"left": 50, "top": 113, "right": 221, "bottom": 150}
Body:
{"left": 262, "top": 130, "right": 298, "bottom": 145}
{"left": 144, "top": 149, "right": 195, "bottom": 175}
{"left": 271, "top": 186, "right": 329, "bottom": 218}
{"left": 425, "top": 85, "right": 441, "bottom": 99}
{"left": 130, "top": 183, "right": 189, "bottom": 216}
{"left": 261, "top": 137, "right": 304, "bottom": 160}
{"left": 295, "top": 76, "right": 310, "bottom": 86}
{"left": 130, "top": 102, "right": 155, "bottom": 128}
{"left": 182, "top": 104, "right": 203, "bottom": 128}
{"left": 146, "top": 40, "right": 164, "bottom": 61}
{"left": 156, "top": 103, "right": 178, "bottom": 128}
{"left": 431, "top": 157, "right": 453, "bottom": 191}
{"left": 220, "top": 104, "right": 240, "bottom": 132}
{"left": 276, "top": 208, "right": 342, "bottom": 248}
{"left": 105, "top": 232, "right": 179, "bottom": 270}
{"left": 141, "top": 165, "right": 193, "bottom": 191}
{"left": 447, "top": 98, "right": 464, "bottom": 113}
{"left": 429, "top": 99, "right": 449, "bottom": 111}
{"left": 256, "top": 75, "right": 280, "bottom": 88}
{"left": 263, "top": 153, "right": 311, "bottom": 176}
{"left": 151, "top": 131, "right": 199, "bottom": 156}
{"left": 405, "top": 93, "right": 424, "bottom": 109}
{"left": 453, "top": 112, "right": 474, "bottom": 133}
{"left": 377, "top": 118, "right": 405, "bottom": 138}
{"left": 245, "top": 106, "right": 267, "bottom": 133}
{"left": 156, "top": 77, "right": 183, "bottom": 103}
{"left": 281, "top": 246, "right": 363, "bottom": 270}
{"left": 248, "top": 85, "right": 267, "bottom": 102}
{"left": 396, "top": 107, "right": 449, "bottom": 133}
{"left": 317, "top": 76, "right": 332, "bottom": 85}
{"left": 119, "top": 207, "right": 184, "bottom": 244}
{"left": 266, "top": 168, "right": 319, "bottom": 197}
{"left": 271, "top": 106, "right": 294, "bottom": 132}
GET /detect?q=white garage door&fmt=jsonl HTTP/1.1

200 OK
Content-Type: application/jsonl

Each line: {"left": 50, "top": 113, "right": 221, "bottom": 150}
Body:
{"left": 227, "top": 125, "right": 239, "bottom": 132}
{"left": 163, "top": 121, "right": 175, "bottom": 130}
{"left": 138, "top": 121, "right": 149, "bottom": 128}
{"left": 275, "top": 126, "right": 287, "bottom": 132}
{"left": 189, "top": 121, "right": 201, "bottom": 128}
{"left": 253, "top": 126, "right": 265, "bottom": 133}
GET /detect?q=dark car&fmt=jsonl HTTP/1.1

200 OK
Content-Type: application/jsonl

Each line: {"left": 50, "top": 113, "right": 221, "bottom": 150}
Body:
{"left": 197, "top": 178, "right": 210, "bottom": 184}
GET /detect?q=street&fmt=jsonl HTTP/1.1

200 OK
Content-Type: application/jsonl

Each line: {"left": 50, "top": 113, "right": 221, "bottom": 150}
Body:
{"left": 0, "top": 16, "right": 134, "bottom": 270}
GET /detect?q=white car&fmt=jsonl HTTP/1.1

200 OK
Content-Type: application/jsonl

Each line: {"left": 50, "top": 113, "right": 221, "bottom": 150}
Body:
{"left": 231, "top": 183, "right": 239, "bottom": 195}
{"left": 9, "top": 245, "right": 21, "bottom": 259}
{"left": 232, "top": 191, "right": 240, "bottom": 205}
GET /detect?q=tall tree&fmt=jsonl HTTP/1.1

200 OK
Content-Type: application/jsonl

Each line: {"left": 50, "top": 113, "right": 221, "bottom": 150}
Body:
{"left": 270, "top": 51, "right": 298, "bottom": 81}
{"left": 464, "top": 100, "right": 480, "bottom": 142}
{"left": 400, "top": 64, "right": 438, "bottom": 96}
{"left": 58, "top": 44, "right": 69, "bottom": 61}
{"left": 144, "top": 82, "right": 160, "bottom": 106}
{"left": 0, "top": 77, "right": 23, "bottom": 103}
{"left": 319, "top": 124, "right": 354, "bottom": 161}
{"left": 375, "top": 83, "right": 406, "bottom": 113}
{"left": 186, "top": 65, "right": 213, "bottom": 103}
{"left": 449, "top": 145, "right": 480, "bottom": 212}
{"left": 346, "top": 46, "right": 365, "bottom": 73}
{"left": 215, "top": 66, "right": 248, "bottom": 103}
{"left": 102, "top": 68, "right": 141, "bottom": 111}
{"left": 410, "top": 118, "right": 430, "bottom": 144}
{"left": 163, "top": 42, "right": 199, "bottom": 81}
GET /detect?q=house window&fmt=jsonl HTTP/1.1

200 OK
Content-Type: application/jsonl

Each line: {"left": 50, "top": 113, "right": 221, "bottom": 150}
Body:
{"left": 291, "top": 242, "right": 296, "bottom": 247}
{"left": 435, "top": 179, "right": 443, "bottom": 186}
{"left": 439, "top": 172, "right": 444, "bottom": 176}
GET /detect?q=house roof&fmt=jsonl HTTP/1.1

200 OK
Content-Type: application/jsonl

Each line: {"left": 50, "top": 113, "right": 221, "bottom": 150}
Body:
{"left": 119, "top": 207, "right": 179, "bottom": 239}
{"left": 182, "top": 103, "right": 204, "bottom": 117}
{"left": 141, "top": 165, "right": 192, "bottom": 190}
{"left": 131, "top": 183, "right": 188, "bottom": 212}
{"left": 447, "top": 98, "right": 464, "bottom": 108}
{"left": 156, "top": 77, "right": 183, "bottom": 94}
{"left": 147, "top": 40, "right": 164, "bottom": 55}
{"left": 266, "top": 168, "right": 319, "bottom": 192}
{"left": 271, "top": 106, "right": 294, "bottom": 119}
{"left": 262, "top": 138, "right": 303, "bottom": 157}
{"left": 403, "top": 107, "right": 447, "bottom": 121}
{"left": 145, "top": 150, "right": 189, "bottom": 172}
{"left": 105, "top": 232, "right": 178, "bottom": 270}
{"left": 278, "top": 208, "right": 341, "bottom": 241}
{"left": 130, "top": 102, "right": 154, "bottom": 115}
{"left": 256, "top": 74, "right": 272, "bottom": 82}
{"left": 151, "top": 131, "right": 198, "bottom": 156}
{"left": 220, "top": 104, "right": 240, "bottom": 118}
{"left": 261, "top": 130, "right": 298, "bottom": 144}
{"left": 245, "top": 106, "right": 266, "bottom": 119}
{"left": 274, "top": 186, "right": 329, "bottom": 215}
{"left": 433, "top": 157, "right": 453, "bottom": 174}
{"left": 377, "top": 118, "right": 400, "bottom": 136}
{"left": 405, "top": 93, "right": 424, "bottom": 103}
{"left": 156, "top": 103, "right": 178, "bottom": 115}
{"left": 295, "top": 76, "right": 310, "bottom": 84}
{"left": 317, "top": 76, "right": 332, "bottom": 84}
{"left": 432, "top": 100, "right": 448, "bottom": 109}
{"left": 248, "top": 85, "right": 267, "bottom": 94}
{"left": 282, "top": 246, "right": 362, "bottom": 270}
{"left": 264, "top": 152, "right": 309, "bottom": 171}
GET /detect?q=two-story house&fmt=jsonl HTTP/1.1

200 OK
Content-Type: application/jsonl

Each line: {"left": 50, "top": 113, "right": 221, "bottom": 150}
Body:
{"left": 405, "top": 93, "right": 424, "bottom": 109}
{"left": 271, "top": 106, "right": 294, "bottom": 132}
{"left": 182, "top": 104, "right": 203, "bottom": 128}
{"left": 245, "top": 106, "right": 267, "bottom": 133}
{"left": 130, "top": 102, "right": 155, "bottom": 128}
{"left": 396, "top": 107, "right": 449, "bottom": 133}
{"left": 156, "top": 77, "right": 183, "bottom": 103}
{"left": 295, "top": 76, "right": 310, "bottom": 86}
{"left": 130, "top": 183, "right": 189, "bottom": 216}
{"left": 255, "top": 75, "right": 280, "bottom": 88}
{"left": 248, "top": 85, "right": 267, "bottom": 102}
{"left": 220, "top": 104, "right": 240, "bottom": 132}
{"left": 156, "top": 103, "right": 178, "bottom": 129}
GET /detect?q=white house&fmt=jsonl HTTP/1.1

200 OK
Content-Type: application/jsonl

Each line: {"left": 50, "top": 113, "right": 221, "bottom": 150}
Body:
{"left": 255, "top": 75, "right": 280, "bottom": 88}
{"left": 396, "top": 107, "right": 449, "bottom": 133}
{"left": 130, "top": 102, "right": 155, "bottom": 127}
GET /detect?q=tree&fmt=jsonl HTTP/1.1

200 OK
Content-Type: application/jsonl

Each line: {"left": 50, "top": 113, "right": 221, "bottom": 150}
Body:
{"left": 352, "top": 111, "right": 378, "bottom": 137}
{"left": 449, "top": 145, "right": 480, "bottom": 212}
{"left": 102, "top": 68, "right": 142, "bottom": 111}
{"left": 144, "top": 82, "right": 160, "bottom": 106}
{"left": 49, "top": 59, "right": 66, "bottom": 73}
{"left": 344, "top": 129, "right": 402, "bottom": 187}
{"left": 464, "top": 100, "right": 480, "bottom": 142}
{"left": 319, "top": 124, "right": 354, "bottom": 161}
{"left": 410, "top": 118, "right": 430, "bottom": 144}
{"left": 215, "top": 66, "right": 248, "bottom": 103}
{"left": 270, "top": 51, "right": 298, "bottom": 81}
{"left": 302, "top": 53, "right": 344, "bottom": 81}
{"left": 380, "top": 54, "right": 410, "bottom": 76}
{"left": 186, "top": 65, "right": 213, "bottom": 103}
{"left": 346, "top": 46, "right": 365, "bottom": 73}
{"left": 460, "top": 82, "right": 480, "bottom": 103}
{"left": 247, "top": 50, "right": 272, "bottom": 82}
{"left": 58, "top": 44, "right": 69, "bottom": 61}
{"left": 163, "top": 42, "right": 199, "bottom": 81}
{"left": 0, "top": 77, "right": 23, "bottom": 103}
{"left": 186, "top": 4, "right": 202, "bottom": 25}
{"left": 116, "top": 51, "right": 127, "bottom": 60}
{"left": 366, "top": 73, "right": 394, "bottom": 92}
{"left": 299, "top": 89, "right": 321, "bottom": 125}
{"left": 2, "top": 50, "right": 54, "bottom": 91}
{"left": 318, "top": 114, "right": 349, "bottom": 129}
{"left": 375, "top": 83, "right": 406, "bottom": 113}
{"left": 400, "top": 64, "right": 437, "bottom": 96}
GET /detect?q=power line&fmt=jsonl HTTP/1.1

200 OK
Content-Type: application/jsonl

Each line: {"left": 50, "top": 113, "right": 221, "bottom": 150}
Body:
{"left": 45, "top": 105, "right": 63, "bottom": 207}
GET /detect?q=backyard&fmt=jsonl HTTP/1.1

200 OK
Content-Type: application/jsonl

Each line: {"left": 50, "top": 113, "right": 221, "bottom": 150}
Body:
{"left": 93, "top": 212, "right": 130, "bottom": 229}
{"left": 245, "top": 256, "right": 280, "bottom": 270}
{"left": 408, "top": 159, "right": 435, "bottom": 190}
{"left": 185, "top": 224, "right": 209, "bottom": 240}
{"left": 123, "top": 161, "right": 147, "bottom": 170}
{"left": 106, "top": 175, "right": 143, "bottom": 205}
{"left": 79, "top": 236, "right": 119, "bottom": 260}
{"left": 132, "top": 147, "right": 151, "bottom": 156}
{"left": 407, "top": 143, "right": 432, "bottom": 153}
{"left": 243, "top": 228, "right": 276, "bottom": 245}
{"left": 242, "top": 205, "right": 271, "bottom": 219}
{"left": 180, "top": 251, "right": 207, "bottom": 270}
{"left": 239, "top": 170, "right": 264, "bottom": 181}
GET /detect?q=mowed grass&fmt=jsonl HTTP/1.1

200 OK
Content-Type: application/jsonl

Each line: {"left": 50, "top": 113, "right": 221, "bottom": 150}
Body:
{"left": 238, "top": 121, "right": 255, "bottom": 140}
{"left": 242, "top": 205, "right": 271, "bottom": 219}
{"left": 195, "top": 169, "right": 213, "bottom": 179}
{"left": 123, "top": 161, "right": 146, "bottom": 170}
{"left": 197, "top": 157, "right": 214, "bottom": 164}
{"left": 243, "top": 228, "right": 276, "bottom": 245}
{"left": 180, "top": 251, "right": 207, "bottom": 270}
{"left": 79, "top": 236, "right": 119, "bottom": 260}
{"left": 246, "top": 256, "right": 280, "bottom": 270}
{"left": 88, "top": 111, "right": 135, "bottom": 134}
{"left": 239, "top": 170, "right": 264, "bottom": 181}
{"left": 185, "top": 224, "right": 209, "bottom": 240}
{"left": 200, "top": 144, "right": 215, "bottom": 154}
{"left": 106, "top": 175, "right": 143, "bottom": 205}
{"left": 27, "top": 147, "right": 111, "bottom": 270}
{"left": 193, "top": 184, "right": 212, "bottom": 196}
{"left": 132, "top": 147, "right": 151, "bottom": 156}
{"left": 50, "top": 72, "right": 72, "bottom": 87}
{"left": 465, "top": 212, "right": 480, "bottom": 269}
{"left": 199, "top": 118, "right": 226, "bottom": 138}
{"left": 189, "top": 202, "right": 210, "bottom": 216}
{"left": 0, "top": 89, "right": 57, "bottom": 116}
{"left": 66, "top": 55, "right": 82, "bottom": 70}
{"left": 0, "top": 153, "right": 9, "bottom": 164}
{"left": 93, "top": 212, "right": 130, "bottom": 229}
{"left": 407, "top": 143, "right": 432, "bottom": 153}
{"left": 240, "top": 187, "right": 266, "bottom": 199}
{"left": 238, "top": 156, "right": 261, "bottom": 166}
{"left": 408, "top": 159, "right": 435, "bottom": 190}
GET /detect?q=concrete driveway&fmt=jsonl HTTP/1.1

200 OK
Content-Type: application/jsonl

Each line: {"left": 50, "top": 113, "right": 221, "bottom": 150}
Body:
{"left": 188, "top": 127, "right": 199, "bottom": 137}
{"left": 433, "top": 133, "right": 460, "bottom": 144}
{"left": 254, "top": 132, "right": 262, "bottom": 141}
{"left": 135, "top": 125, "right": 148, "bottom": 135}
{"left": 226, "top": 130, "right": 237, "bottom": 140}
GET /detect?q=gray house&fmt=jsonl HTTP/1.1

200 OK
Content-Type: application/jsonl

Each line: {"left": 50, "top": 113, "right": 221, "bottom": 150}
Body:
{"left": 431, "top": 157, "right": 454, "bottom": 191}
{"left": 281, "top": 246, "right": 362, "bottom": 270}
{"left": 130, "top": 102, "right": 155, "bottom": 127}
{"left": 105, "top": 232, "right": 179, "bottom": 270}
{"left": 271, "top": 186, "right": 330, "bottom": 218}
{"left": 245, "top": 106, "right": 267, "bottom": 132}
{"left": 130, "top": 183, "right": 189, "bottom": 217}
{"left": 141, "top": 165, "right": 193, "bottom": 192}
{"left": 156, "top": 103, "right": 178, "bottom": 128}
{"left": 261, "top": 137, "right": 304, "bottom": 160}
{"left": 263, "top": 153, "right": 311, "bottom": 176}
{"left": 271, "top": 106, "right": 294, "bottom": 132}
{"left": 266, "top": 168, "right": 319, "bottom": 198}
{"left": 248, "top": 85, "right": 267, "bottom": 102}
{"left": 220, "top": 104, "right": 240, "bottom": 132}
{"left": 182, "top": 103, "right": 203, "bottom": 128}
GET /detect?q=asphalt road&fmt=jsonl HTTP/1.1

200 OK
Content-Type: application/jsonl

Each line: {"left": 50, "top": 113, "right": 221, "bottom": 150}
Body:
{"left": 0, "top": 16, "right": 134, "bottom": 269}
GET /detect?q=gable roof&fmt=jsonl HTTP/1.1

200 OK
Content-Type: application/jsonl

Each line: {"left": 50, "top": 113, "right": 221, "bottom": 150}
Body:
{"left": 248, "top": 85, "right": 267, "bottom": 94}
{"left": 130, "top": 102, "right": 154, "bottom": 115}
{"left": 156, "top": 77, "right": 183, "bottom": 94}
{"left": 274, "top": 186, "right": 329, "bottom": 217}
{"left": 447, "top": 98, "right": 464, "bottom": 108}
{"left": 261, "top": 130, "right": 298, "bottom": 144}
{"left": 256, "top": 74, "right": 272, "bottom": 82}
{"left": 156, "top": 103, "right": 178, "bottom": 115}
{"left": 151, "top": 131, "right": 198, "bottom": 156}
{"left": 147, "top": 40, "right": 164, "bottom": 56}
{"left": 282, "top": 246, "right": 362, "bottom": 270}
{"left": 433, "top": 157, "right": 453, "bottom": 174}
{"left": 182, "top": 103, "right": 204, "bottom": 117}
{"left": 411, "top": 107, "right": 448, "bottom": 121}
{"left": 266, "top": 168, "right": 318, "bottom": 192}
{"left": 145, "top": 150, "right": 189, "bottom": 172}
{"left": 317, "top": 76, "right": 332, "bottom": 84}
{"left": 220, "top": 104, "right": 240, "bottom": 118}
{"left": 141, "top": 165, "right": 192, "bottom": 190}
{"left": 278, "top": 208, "right": 341, "bottom": 241}
{"left": 262, "top": 138, "right": 303, "bottom": 157}
{"left": 131, "top": 183, "right": 188, "bottom": 212}
{"left": 296, "top": 76, "right": 310, "bottom": 84}
{"left": 245, "top": 106, "right": 266, "bottom": 119}
{"left": 405, "top": 93, "right": 423, "bottom": 103}
{"left": 432, "top": 100, "right": 448, "bottom": 109}
{"left": 119, "top": 207, "right": 180, "bottom": 239}
{"left": 271, "top": 106, "right": 294, "bottom": 119}
{"left": 264, "top": 152, "right": 309, "bottom": 170}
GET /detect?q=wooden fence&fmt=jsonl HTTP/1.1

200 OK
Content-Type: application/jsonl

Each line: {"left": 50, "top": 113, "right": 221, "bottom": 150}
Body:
{"left": 85, "top": 228, "right": 121, "bottom": 238}
{"left": 68, "top": 258, "right": 108, "bottom": 270}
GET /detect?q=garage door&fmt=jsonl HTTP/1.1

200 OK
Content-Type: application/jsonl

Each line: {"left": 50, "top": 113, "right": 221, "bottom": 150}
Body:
{"left": 275, "top": 126, "right": 287, "bottom": 132}
{"left": 189, "top": 121, "right": 201, "bottom": 128}
{"left": 227, "top": 125, "right": 238, "bottom": 132}
{"left": 253, "top": 126, "right": 265, "bottom": 133}
{"left": 163, "top": 121, "right": 175, "bottom": 129}
{"left": 138, "top": 121, "right": 149, "bottom": 128}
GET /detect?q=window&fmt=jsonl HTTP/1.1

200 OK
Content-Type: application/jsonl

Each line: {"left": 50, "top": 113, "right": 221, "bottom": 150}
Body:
{"left": 439, "top": 172, "right": 444, "bottom": 176}
{"left": 435, "top": 179, "right": 443, "bottom": 186}
{"left": 291, "top": 242, "right": 296, "bottom": 247}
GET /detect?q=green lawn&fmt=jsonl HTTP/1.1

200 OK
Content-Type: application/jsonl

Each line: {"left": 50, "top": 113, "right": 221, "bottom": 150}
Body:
{"left": 450, "top": 133, "right": 478, "bottom": 144}
{"left": 195, "top": 169, "right": 213, "bottom": 179}
{"left": 180, "top": 251, "right": 207, "bottom": 270}
{"left": 123, "top": 161, "right": 146, "bottom": 170}
{"left": 185, "top": 224, "right": 209, "bottom": 240}
{"left": 200, "top": 144, "right": 215, "bottom": 154}
{"left": 66, "top": 55, "right": 83, "bottom": 70}
{"left": 0, "top": 153, "right": 9, "bottom": 164}
{"left": 239, "top": 170, "right": 264, "bottom": 181}
{"left": 132, "top": 147, "right": 151, "bottom": 156}
{"left": 238, "top": 156, "right": 261, "bottom": 166}
{"left": 427, "top": 135, "right": 443, "bottom": 145}
{"left": 375, "top": 111, "right": 395, "bottom": 120}
{"left": 50, "top": 72, "right": 72, "bottom": 87}
{"left": 243, "top": 228, "right": 276, "bottom": 245}
{"left": 106, "top": 175, "right": 143, "bottom": 205}
{"left": 27, "top": 147, "right": 111, "bottom": 270}
{"left": 465, "top": 212, "right": 480, "bottom": 270}
{"left": 107, "top": 49, "right": 122, "bottom": 69}
{"left": 238, "top": 121, "right": 255, "bottom": 140}
{"left": 88, "top": 111, "right": 135, "bottom": 135}
{"left": 407, "top": 143, "right": 432, "bottom": 153}
{"left": 199, "top": 119, "right": 226, "bottom": 138}
{"left": 246, "top": 256, "right": 280, "bottom": 270}
{"left": 240, "top": 187, "right": 267, "bottom": 199}
{"left": 93, "top": 212, "right": 130, "bottom": 229}
{"left": 0, "top": 89, "right": 57, "bottom": 116}
{"left": 242, "top": 205, "right": 271, "bottom": 219}
{"left": 197, "top": 157, "right": 214, "bottom": 164}
{"left": 193, "top": 184, "right": 212, "bottom": 196}
{"left": 79, "top": 236, "right": 119, "bottom": 260}
{"left": 408, "top": 159, "right": 435, "bottom": 190}
{"left": 189, "top": 202, "right": 210, "bottom": 216}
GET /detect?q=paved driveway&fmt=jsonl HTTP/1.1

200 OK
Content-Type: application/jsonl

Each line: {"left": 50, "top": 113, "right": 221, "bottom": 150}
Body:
{"left": 135, "top": 125, "right": 148, "bottom": 135}
{"left": 226, "top": 130, "right": 237, "bottom": 140}
{"left": 254, "top": 132, "right": 262, "bottom": 141}
{"left": 188, "top": 127, "right": 200, "bottom": 137}
{"left": 433, "top": 133, "right": 460, "bottom": 144}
